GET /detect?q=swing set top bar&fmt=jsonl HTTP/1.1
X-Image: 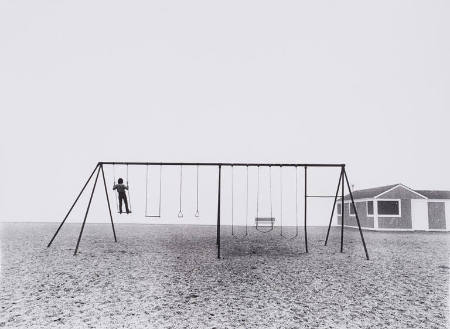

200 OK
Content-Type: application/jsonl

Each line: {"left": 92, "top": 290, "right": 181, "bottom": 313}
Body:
{"left": 100, "top": 161, "right": 345, "bottom": 168}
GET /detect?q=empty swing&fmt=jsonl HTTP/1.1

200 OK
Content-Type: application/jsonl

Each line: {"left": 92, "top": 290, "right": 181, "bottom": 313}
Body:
{"left": 255, "top": 166, "right": 276, "bottom": 233}
{"left": 112, "top": 163, "right": 132, "bottom": 214}
{"left": 280, "top": 166, "right": 299, "bottom": 239}
{"left": 176, "top": 165, "right": 201, "bottom": 218}
{"left": 231, "top": 166, "right": 249, "bottom": 237}
{"left": 145, "top": 165, "right": 162, "bottom": 218}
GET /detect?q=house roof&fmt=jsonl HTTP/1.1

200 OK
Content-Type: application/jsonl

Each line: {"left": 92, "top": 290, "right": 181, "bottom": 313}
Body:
{"left": 342, "top": 184, "right": 450, "bottom": 200}
{"left": 414, "top": 190, "right": 450, "bottom": 200}
{"left": 342, "top": 184, "right": 398, "bottom": 200}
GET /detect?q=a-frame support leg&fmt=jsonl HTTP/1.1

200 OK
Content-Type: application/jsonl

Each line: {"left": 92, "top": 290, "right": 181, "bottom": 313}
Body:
{"left": 47, "top": 164, "right": 100, "bottom": 248}
{"left": 340, "top": 167, "right": 345, "bottom": 253}
{"left": 74, "top": 165, "right": 101, "bottom": 255}
{"left": 343, "top": 169, "right": 370, "bottom": 260}
{"left": 304, "top": 166, "right": 308, "bottom": 253}
{"left": 325, "top": 169, "right": 343, "bottom": 246}
{"left": 216, "top": 165, "right": 222, "bottom": 258}
{"left": 100, "top": 164, "right": 117, "bottom": 242}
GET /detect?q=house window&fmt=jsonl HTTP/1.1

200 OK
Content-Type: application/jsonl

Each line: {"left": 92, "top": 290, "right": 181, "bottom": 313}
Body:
{"left": 367, "top": 201, "right": 374, "bottom": 216}
{"left": 377, "top": 200, "right": 400, "bottom": 216}
{"left": 337, "top": 203, "right": 342, "bottom": 215}
{"left": 349, "top": 203, "right": 357, "bottom": 216}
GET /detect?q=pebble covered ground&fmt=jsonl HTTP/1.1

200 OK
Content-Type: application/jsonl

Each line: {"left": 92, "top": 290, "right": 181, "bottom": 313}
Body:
{"left": 0, "top": 223, "right": 448, "bottom": 328}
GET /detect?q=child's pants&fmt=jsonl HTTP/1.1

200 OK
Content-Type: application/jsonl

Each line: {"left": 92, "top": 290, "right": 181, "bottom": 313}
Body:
{"left": 118, "top": 192, "right": 129, "bottom": 213}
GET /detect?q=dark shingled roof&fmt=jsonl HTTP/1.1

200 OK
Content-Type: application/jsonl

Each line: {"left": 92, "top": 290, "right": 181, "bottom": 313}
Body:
{"left": 341, "top": 184, "right": 450, "bottom": 200}
{"left": 342, "top": 184, "right": 398, "bottom": 200}
{"left": 414, "top": 190, "right": 450, "bottom": 200}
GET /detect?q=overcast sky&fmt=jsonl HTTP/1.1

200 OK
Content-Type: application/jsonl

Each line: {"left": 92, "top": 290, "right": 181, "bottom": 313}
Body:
{"left": 0, "top": 0, "right": 449, "bottom": 225}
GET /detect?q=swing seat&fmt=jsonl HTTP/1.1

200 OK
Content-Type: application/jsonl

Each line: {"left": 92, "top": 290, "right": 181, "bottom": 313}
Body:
{"left": 255, "top": 217, "right": 276, "bottom": 233}
{"left": 255, "top": 217, "right": 276, "bottom": 225}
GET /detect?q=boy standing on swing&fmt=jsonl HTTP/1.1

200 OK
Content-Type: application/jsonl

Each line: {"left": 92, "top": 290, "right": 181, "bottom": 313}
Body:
{"left": 113, "top": 178, "right": 131, "bottom": 214}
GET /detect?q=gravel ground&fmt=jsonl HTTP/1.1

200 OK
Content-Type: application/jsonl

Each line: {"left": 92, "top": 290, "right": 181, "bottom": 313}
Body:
{"left": 0, "top": 222, "right": 449, "bottom": 328}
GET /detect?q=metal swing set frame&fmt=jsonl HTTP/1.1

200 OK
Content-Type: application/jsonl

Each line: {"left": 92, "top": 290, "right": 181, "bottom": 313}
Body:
{"left": 47, "top": 161, "right": 369, "bottom": 260}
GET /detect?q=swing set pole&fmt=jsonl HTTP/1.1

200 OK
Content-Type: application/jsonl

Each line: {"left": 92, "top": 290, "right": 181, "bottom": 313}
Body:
{"left": 343, "top": 169, "right": 370, "bottom": 260}
{"left": 340, "top": 166, "right": 345, "bottom": 253}
{"left": 324, "top": 168, "right": 343, "bottom": 246}
{"left": 74, "top": 165, "right": 101, "bottom": 255}
{"left": 47, "top": 163, "right": 100, "bottom": 248}
{"left": 100, "top": 164, "right": 117, "bottom": 242}
{"left": 304, "top": 166, "right": 308, "bottom": 253}
{"left": 216, "top": 165, "right": 222, "bottom": 259}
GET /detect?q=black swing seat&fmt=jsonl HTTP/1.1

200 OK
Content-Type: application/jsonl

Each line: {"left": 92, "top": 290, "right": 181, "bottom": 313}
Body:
{"left": 255, "top": 217, "right": 276, "bottom": 225}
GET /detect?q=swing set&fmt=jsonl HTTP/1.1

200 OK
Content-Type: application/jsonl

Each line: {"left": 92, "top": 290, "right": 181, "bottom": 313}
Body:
{"left": 47, "top": 161, "right": 369, "bottom": 260}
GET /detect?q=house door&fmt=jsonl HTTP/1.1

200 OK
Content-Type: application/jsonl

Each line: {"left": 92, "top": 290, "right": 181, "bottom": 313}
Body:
{"left": 411, "top": 200, "right": 428, "bottom": 230}
{"left": 428, "top": 202, "right": 446, "bottom": 230}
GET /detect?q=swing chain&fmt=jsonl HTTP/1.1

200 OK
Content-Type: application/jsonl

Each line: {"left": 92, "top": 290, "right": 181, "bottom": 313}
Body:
{"left": 245, "top": 165, "right": 249, "bottom": 236}
{"left": 231, "top": 165, "right": 249, "bottom": 238}
{"left": 280, "top": 166, "right": 299, "bottom": 239}
{"left": 195, "top": 165, "right": 200, "bottom": 217}
{"left": 112, "top": 163, "right": 119, "bottom": 212}
{"left": 158, "top": 165, "right": 162, "bottom": 216}
{"left": 256, "top": 166, "right": 260, "bottom": 218}
{"left": 280, "top": 166, "right": 283, "bottom": 236}
{"left": 231, "top": 166, "right": 234, "bottom": 234}
{"left": 255, "top": 165, "right": 275, "bottom": 233}
{"left": 145, "top": 165, "right": 149, "bottom": 217}
{"left": 295, "top": 166, "right": 299, "bottom": 236}
{"left": 145, "top": 164, "right": 163, "bottom": 218}
{"left": 269, "top": 166, "right": 273, "bottom": 219}
{"left": 126, "top": 164, "right": 129, "bottom": 187}
{"left": 126, "top": 164, "right": 132, "bottom": 212}
{"left": 178, "top": 165, "right": 183, "bottom": 218}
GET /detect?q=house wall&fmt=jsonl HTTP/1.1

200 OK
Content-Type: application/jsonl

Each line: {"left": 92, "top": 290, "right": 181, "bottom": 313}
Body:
{"left": 428, "top": 202, "right": 446, "bottom": 230}
{"left": 337, "top": 203, "right": 348, "bottom": 226}
{"left": 337, "top": 201, "right": 374, "bottom": 228}
{"left": 446, "top": 202, "right": 450, "bottom": 231}
{"left": 378, "top": 199, "right": 412, "bottom": 229}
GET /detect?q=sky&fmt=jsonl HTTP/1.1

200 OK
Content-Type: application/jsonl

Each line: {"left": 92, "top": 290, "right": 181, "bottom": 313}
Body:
{"left": 0, "top": 0, "right": 449, "bottom": 226}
